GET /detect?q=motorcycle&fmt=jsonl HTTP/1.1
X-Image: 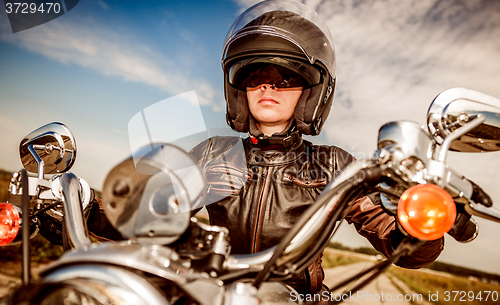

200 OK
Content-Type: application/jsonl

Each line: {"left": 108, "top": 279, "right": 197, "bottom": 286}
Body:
{"left": 1, "top": 87, "right": 500, "bottom": 305}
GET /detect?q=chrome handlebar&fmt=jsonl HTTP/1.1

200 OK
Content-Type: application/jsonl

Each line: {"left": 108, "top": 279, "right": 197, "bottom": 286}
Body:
{"left": 60, "top": 173, "right": 93, "bottom": 249}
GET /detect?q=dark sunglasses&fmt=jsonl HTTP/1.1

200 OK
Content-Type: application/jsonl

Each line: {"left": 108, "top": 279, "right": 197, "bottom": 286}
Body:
{"left": 228, "top": 57, "right": 322, "bottom": 90}
{"left": 242, "top": 64, "right": 305, "bottom": 89}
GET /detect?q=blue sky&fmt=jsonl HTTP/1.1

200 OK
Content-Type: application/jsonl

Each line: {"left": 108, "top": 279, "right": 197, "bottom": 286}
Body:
{"left": 0, "top": 0, "right": 245, "bottom": 185}
{"left": 1, "top": 0, "right": 500, "bottom": 274}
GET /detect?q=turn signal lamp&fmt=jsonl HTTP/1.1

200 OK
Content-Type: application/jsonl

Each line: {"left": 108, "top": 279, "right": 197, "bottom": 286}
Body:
{"left": 398, "top": 184, "right": 456, "bottom": 241}
{"left": 0, "top": 203, "right": 20, "bottom": 246}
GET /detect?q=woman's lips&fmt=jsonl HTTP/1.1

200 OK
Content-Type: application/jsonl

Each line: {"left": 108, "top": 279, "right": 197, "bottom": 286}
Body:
{"left": 258, "top": 96, "right": 279, "bottom": 105}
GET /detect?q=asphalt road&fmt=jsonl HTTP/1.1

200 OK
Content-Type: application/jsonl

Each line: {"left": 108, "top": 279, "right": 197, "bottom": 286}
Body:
{"left": 323, "top": 261, "right": 431, "bottom": 305}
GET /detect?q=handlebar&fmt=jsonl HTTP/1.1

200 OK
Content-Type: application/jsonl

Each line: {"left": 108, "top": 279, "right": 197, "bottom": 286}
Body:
{"left": 60, "top": 173, "right": 92, "bottom": 249}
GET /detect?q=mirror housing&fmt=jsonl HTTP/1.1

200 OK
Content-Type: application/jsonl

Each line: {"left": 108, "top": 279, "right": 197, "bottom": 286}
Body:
{"left": 19, "top": 122, "right": 77, "bottom": 177}
{"left": 102, "top": 143, "right": 206, "bottom": 244}
{"left": 427, "top": 88, "right": 500, "bottom": 152}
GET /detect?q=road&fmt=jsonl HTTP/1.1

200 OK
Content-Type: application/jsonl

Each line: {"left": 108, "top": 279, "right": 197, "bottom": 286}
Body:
{"left": 323, "top": 261, "right": 431, "bottom": 305}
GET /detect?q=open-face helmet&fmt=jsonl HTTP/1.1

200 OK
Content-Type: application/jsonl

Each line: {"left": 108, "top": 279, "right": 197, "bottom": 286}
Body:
{"left": 222, "top": 0, "right": 336, "bottom": 136}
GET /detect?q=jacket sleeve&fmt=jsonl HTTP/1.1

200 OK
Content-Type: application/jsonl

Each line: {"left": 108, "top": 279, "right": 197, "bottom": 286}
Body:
{"left": 344, "top": 194, "right": 444, "bottom": 268}
{"left": 189, "top": 137, "right": 212, "bottom": 164}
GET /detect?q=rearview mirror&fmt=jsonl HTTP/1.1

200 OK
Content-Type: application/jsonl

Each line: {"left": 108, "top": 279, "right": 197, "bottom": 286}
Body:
{"left": 102, "top": 143, "right": 206, "bottom": 245}
{"left": 427, "top": 88, "right": 500, "bottom": 152}
{"left": 19, "top": 122, "right": 77, "bottom": 177}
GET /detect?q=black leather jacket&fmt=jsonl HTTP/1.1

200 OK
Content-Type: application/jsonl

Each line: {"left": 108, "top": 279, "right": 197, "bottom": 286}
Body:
{"left": 190, "top": 135, "right": 444, "bottom": 294}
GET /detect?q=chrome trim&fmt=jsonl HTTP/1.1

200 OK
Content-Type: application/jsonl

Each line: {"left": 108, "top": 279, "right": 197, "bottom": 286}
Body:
{"left": 465, "top": 199, "right": 500, "bottom": 224}
{"left": 377, "top": 121, "right": 433, "bottom": 167}
{"left": 43, "top": 264, "right": 170, "bottom": 305}
{"left": 436, "top": 114, "right": 485, "bottom": 162}
{"left": 103, "top": 144, "right": 205, "bottom": 243}
{"left": 41, "top": 243, "right": 224, "bottom": 305}
{"left": 10, "top": 175, "right": 91, "bottom": 215}
{"left": 226, "top": 246, "right": 275, "bottom": 270}
{"left": 427, "top": 88, "right": 500, "bottom": 152}
{"left": 60, "top": 173, "right": 92, "bottom": 249}
{"left": 193, "top": 218, "right": 230, "bottom": 256}
{"left": 20, "top": 122, "right": 77, "bottom": 175}
{"left": 41, "top": 243, "right": 187, "bottom": 282}
{"left": 427, "top": 116, "right": 485, "bottom": 186}
{"left": 257, "top": 282, "right": 302, "bottom": 305}
{"left": 443, "top": 168, "right": 473, "bottom": 200}
{"left": 224, "top": 282, "right": 258, "bottom": 305}
{"left": 27, "top": 144, "right": 45, "bottom": 179}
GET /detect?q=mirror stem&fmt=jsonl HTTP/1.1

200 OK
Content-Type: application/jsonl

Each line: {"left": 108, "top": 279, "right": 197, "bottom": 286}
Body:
{"left": 27, "top": 145, "right": 45, "bottom": 179}
{"left": 436, "top": 114, "right": 486, "bottom": 163}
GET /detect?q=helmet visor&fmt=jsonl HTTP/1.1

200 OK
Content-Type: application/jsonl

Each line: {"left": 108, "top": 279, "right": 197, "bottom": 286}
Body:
{"left": 228, "top": 57, "right": 322, "bottom": 89}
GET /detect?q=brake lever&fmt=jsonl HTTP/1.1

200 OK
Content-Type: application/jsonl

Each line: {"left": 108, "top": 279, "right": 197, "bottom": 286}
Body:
{"left": 453, "top": 177, "right": 500, "bottom": 224}
{"left": 439, "top": 168, "right": 500, "bottom": 223}
{"left": 470, "top": 180, "right": 493, "bottom": 207}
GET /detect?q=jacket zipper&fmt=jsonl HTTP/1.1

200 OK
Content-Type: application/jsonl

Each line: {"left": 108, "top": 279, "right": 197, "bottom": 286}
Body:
{"left": 251, "top": 166, "right": 273, "bottom": 253}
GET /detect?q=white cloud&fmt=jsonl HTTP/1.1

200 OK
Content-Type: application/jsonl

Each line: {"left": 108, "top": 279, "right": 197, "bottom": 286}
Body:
{"left": 0, "top": 14, "right": 223, "bottom": 112}
{"left": 314, "top": 0, "right": 500, "bottom": 153}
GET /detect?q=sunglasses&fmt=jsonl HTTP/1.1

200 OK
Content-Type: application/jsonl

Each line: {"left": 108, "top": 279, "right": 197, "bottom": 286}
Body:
{"left": 228, "top": 57, "right": 322, "bottom": 90}
{"left": 242, "top": 64, "right": 305, "bottom": 89}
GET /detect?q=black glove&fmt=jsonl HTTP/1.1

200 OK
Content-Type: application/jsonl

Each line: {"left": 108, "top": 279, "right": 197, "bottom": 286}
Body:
{"left": 448, "top": 208, "right": 478, "bottom": 243}
{"left": 448, "top": 179, "right": 491, "bottom": 243}
{"left": 86, "top": 195, "right": 124, "bottom": 241}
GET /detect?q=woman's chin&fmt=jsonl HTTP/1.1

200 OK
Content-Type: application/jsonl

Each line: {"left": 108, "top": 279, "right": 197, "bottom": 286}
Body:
{"left": 253, "top": 112, "right": 286, "bottom": 124}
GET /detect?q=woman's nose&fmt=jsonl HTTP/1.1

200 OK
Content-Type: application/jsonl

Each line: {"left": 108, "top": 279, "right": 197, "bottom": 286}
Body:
{"left": 260, "top": 84, "right": 277, "bottom": 91}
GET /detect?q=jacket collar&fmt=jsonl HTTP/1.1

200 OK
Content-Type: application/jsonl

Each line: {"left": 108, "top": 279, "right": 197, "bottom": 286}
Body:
{"left": 244, "top": 134, "right": 306, "bottom": 166}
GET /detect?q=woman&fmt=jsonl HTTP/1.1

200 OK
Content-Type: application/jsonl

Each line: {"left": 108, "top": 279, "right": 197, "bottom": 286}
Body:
{"left": 189, "top": 0, "right": 444, "bottom": 294}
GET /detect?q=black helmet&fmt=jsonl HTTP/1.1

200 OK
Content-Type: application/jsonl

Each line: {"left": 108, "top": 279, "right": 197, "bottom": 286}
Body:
{"left": 222, "top": 0, "right": 336, "bottom": 136}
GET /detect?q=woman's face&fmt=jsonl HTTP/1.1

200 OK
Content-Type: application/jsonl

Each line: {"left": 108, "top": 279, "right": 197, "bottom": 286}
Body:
{"left": 247, "top": 85, "right": 303, "bottom": 132}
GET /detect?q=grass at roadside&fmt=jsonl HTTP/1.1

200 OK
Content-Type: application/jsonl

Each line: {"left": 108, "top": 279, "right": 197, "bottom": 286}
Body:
{"left": 388, "top": 266, "right": 500, "bottom": 305}
{"left": 0, "top": 234, "right": 63, "bottom": 281}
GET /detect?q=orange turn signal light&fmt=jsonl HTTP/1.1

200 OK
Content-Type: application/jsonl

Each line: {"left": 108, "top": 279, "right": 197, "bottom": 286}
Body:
{"left": 398, "top": 184, "right": 456, "bottom": 241}
{"left": 0, "top": 203, "right": 20, "bottom": 246}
